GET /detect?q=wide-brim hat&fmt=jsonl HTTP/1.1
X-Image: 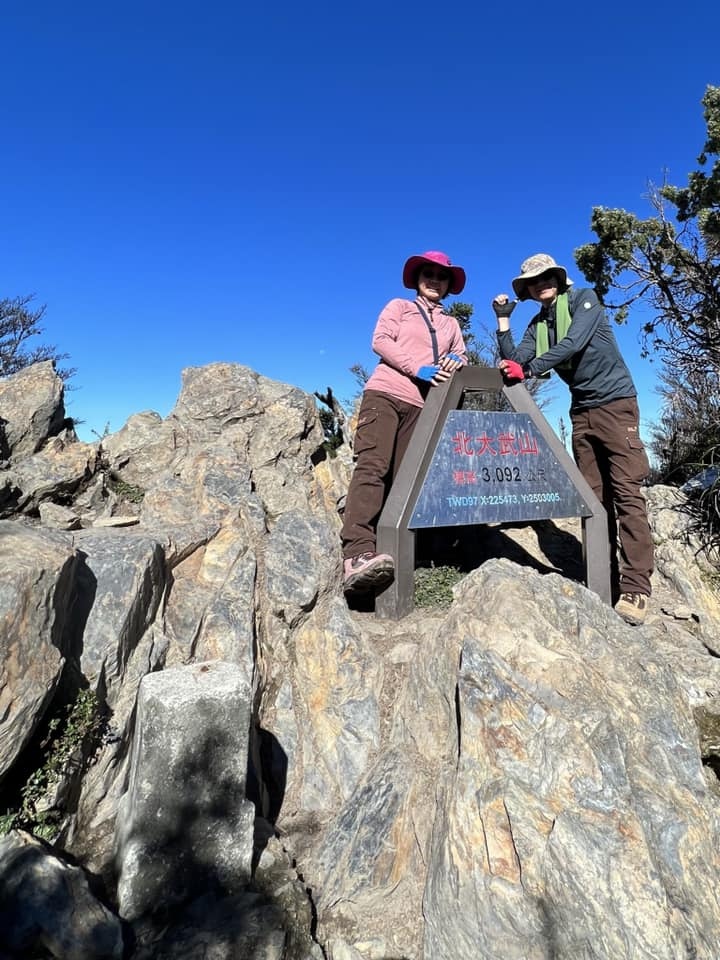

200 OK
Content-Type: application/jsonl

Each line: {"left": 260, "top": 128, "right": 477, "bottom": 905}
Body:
{"left": 402, "top": 250, "right": 466, "bottom": 295}
{"left": 511, "top": 253, "right": 573, "bottom": 301}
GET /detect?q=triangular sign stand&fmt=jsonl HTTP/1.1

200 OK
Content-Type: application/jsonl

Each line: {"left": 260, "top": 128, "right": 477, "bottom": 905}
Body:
{"left": 375, "top": 366, "right": 611, "bottom": 620}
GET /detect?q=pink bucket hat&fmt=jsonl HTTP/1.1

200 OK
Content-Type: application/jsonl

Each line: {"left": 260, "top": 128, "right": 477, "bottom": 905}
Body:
{"left": 402, "top": 250, "right": 466, "bottom": 295}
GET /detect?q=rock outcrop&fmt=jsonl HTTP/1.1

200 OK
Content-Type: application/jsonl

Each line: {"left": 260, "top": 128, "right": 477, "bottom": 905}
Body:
{"left": 0, "top": 359, "right": 719, "bottom": 960}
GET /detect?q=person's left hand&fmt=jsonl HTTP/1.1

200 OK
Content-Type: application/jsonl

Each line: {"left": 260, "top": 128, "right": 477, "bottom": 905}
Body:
{"left": 429, "top": 366, "right": 452, "bottom": 385}
{"left": 438, "top": 353, "right": 464, "bottom": 373}
{"left": 499, "top": 359, "right": 525, "bottom": 381}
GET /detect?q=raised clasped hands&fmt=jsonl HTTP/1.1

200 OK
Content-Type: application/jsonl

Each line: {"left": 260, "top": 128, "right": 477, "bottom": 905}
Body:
{"left": 492, "top": 294, "right": 518, "bottom": 319}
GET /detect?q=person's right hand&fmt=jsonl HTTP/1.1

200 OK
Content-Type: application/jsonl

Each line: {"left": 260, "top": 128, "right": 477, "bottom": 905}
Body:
{"left": 499, "top": 359, "right": 525, "bottom": 382}
{"left": 416, "top": 365, "right": 440, "bottom": 382}
{"left": 415, "top": 363, "right": 438, "bottom": 382}
{"left": 416, "top": 364, "right": 454, "bottom": 386}
{"left": 492, "top": 295, "right": 518, "bottom": 319}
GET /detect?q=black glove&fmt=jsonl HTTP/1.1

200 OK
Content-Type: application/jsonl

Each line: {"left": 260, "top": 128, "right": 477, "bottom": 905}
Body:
{"left": 492, "top": 298, "right": 518, "bottom": 319}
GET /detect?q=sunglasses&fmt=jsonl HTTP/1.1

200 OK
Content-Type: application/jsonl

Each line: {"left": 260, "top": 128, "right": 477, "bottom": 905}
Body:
{"left": 528, "top": 271, "right": 558, "bottom": 286}
{"left": 420, "top": 268, "right": 451, "bottom": 282}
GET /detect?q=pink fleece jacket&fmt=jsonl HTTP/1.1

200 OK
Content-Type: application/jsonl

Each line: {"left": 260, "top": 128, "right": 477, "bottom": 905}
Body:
{"left": 363, "top": 298, "right": 467, "bottom": 408}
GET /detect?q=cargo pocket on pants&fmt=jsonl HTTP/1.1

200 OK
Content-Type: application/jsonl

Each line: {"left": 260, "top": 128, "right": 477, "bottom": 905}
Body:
{"left": 627, "top": 436, "right": 650, "bottom": 481}
{"left": 353, "top": 411, "right": 380, "bottom": 460}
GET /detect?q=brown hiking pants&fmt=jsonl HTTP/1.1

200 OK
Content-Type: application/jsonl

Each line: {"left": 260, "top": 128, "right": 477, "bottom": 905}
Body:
{"left": 571, "top": 396, "right": 654, "bottom": 598}
{"left": 341, "top": 390, "right": 422, "bottom": 560}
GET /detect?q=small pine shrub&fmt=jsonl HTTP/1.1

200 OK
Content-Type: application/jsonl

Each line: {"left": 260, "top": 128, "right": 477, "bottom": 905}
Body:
{"left": 107, "top": 476, "right": 145, "bottom": 504}
{"left": 414, "top": 565, "right": 465, "bottom": 608}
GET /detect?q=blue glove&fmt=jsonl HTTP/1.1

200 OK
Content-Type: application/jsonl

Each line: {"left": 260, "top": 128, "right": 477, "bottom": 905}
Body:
{"left": 444, "top": 353, "right": 463, "bottom": 363}
{"left": 416, "top": 365, "right": 439, "bottom": 382}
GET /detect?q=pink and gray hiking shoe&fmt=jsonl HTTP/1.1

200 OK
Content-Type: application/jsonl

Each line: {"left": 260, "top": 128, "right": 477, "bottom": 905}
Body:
{"left": 343, "top": 551, "right": 395, "bottom": 593}
{"left": 614, "top": 592, "right": 648, "bottom": 625}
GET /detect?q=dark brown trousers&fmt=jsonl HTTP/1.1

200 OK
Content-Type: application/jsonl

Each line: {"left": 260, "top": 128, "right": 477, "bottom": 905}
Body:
{"left": 571, "top": 396, "right": 654, "bottom": 598}
{"left": 341, "top": 390, "right": 422, "bottom": 560}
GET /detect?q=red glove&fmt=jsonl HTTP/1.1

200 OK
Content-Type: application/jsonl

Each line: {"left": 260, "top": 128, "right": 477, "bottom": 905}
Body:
{"left": 500, "top": 360, "right": 525, "bottom": 381}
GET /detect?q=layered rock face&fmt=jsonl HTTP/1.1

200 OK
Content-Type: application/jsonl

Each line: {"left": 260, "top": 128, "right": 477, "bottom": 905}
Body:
{"left": 1, "top": 360, "right": 720, "bottom": 960}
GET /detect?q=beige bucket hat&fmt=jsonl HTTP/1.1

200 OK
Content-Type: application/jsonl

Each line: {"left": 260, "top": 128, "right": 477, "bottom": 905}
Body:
{"left": 511, "top": 253, "right": 573, "bottom": 301}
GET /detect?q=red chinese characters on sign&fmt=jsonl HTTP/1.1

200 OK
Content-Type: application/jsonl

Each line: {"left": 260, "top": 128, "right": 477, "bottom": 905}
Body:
{"left": 516, "top": 433, "right": 539, "bottom": 456}
{"left": 452, "top": 431, "right": 475, "bottom": 455}
{"left": 474, "top": 433, "right": 497, "bottom": 456}
{"left": 498, "top": 432, "right": 518, "bottom": 455}
{"left": 452, "top": 470, "right": 478, "bottom": 485}
{"left": 450, "top": 430, "right": 539, "bottom": 457}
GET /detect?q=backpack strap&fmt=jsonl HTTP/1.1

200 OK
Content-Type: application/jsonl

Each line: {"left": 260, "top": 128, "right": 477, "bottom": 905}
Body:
{"left": 414, "top": 301, "right": 440, "bottom": 364}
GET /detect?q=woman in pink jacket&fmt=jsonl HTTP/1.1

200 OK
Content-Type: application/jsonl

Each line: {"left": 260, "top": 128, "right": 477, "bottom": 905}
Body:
{"left": 342, "top": 250, "right": 468, "bottom": 593}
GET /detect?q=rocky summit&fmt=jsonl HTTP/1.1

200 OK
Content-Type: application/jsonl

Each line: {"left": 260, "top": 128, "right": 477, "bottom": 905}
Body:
{"left": 1, "top": 360, "right": 720, "bottom": 960}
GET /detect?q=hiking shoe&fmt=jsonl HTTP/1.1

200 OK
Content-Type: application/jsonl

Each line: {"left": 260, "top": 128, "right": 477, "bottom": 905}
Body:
{"left": 614, "top": 593, "right": 648, "bottom": 625}
{"left": 343, "top": 552, "right": 394, "bottom": 593}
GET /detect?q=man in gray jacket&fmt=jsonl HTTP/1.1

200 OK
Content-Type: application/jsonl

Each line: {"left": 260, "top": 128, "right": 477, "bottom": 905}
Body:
{"left": 493, "top": 253, "right": 653, "bottom": 625}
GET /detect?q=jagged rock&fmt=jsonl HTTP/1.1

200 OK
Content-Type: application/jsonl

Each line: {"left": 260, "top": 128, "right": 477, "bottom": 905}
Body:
{"left": 647, "top": 485, "right": 720, "bottom": 645}
{"left": 662, "top": 602, "right": 694, "bottom": 620}
{"left": 422, "top": 560, "right": 720, "bottom": 960}
{"left": 1, "top": 437, "right": 97, "bottom": 518}
{"left": 38, "top": 500, "right": 82, "bottom": 530}
{"left": 264, "top": 509, "right": 340, "bottom": 627}
{"left": 100, "top": 411, "right": 189, "bottom": 489}
{"left": 0, "top": 520, "right": 77, "bottom": 780}
{"left": 131, "top": 891, "right": 287, "bottom": 960}
{"left": 161, "top": 518, "right": 257, "bottom": 668}
{"left": 92, "top": 515, "right": 140, "bottom": 527}
{"left": 0, "top": 360, "right": 719, "bottom": 959}
{"left": 0, "top": 829, "right": 123, "bottom": 959}
{"left": 0, "top": 360, "right": 67, "bottom": 460}
{"left": 166, "top": 363, "right": 327, "bottom": 519}
{"left": 69, "top": 530, "right": 166, "bottom": 705}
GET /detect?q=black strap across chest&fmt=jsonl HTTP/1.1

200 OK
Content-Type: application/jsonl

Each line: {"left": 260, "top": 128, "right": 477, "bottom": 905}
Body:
{"left": 415, "top": 301, "right": 440, "bottom": 364}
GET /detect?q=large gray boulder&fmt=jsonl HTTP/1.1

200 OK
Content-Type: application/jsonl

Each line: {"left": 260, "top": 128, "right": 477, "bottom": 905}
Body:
{"left": 0, "top": 359, "right": 66, "bottom": 460}
{"left": 422, "top": 560, "right": 720, "bottom": 960}
{"left": 0, "top": 521, "right": 76, "bottom": 780}
{"left": 0, "top": 360, "right": 719, "bottom": 959}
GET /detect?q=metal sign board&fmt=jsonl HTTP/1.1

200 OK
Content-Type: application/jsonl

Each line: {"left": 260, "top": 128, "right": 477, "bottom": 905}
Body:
{"left": 409, "top": 410, "right": 591, "bottom": 528}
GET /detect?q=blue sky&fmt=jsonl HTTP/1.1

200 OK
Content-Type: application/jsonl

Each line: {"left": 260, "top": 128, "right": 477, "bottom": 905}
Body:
{"left": 1, "top": 1, "right": 717, "bottom": 445}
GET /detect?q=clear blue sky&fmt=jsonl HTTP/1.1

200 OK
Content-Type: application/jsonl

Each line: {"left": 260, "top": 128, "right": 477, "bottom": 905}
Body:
{"left": 1, "top": 1, "right": 717, "bottom": 444}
